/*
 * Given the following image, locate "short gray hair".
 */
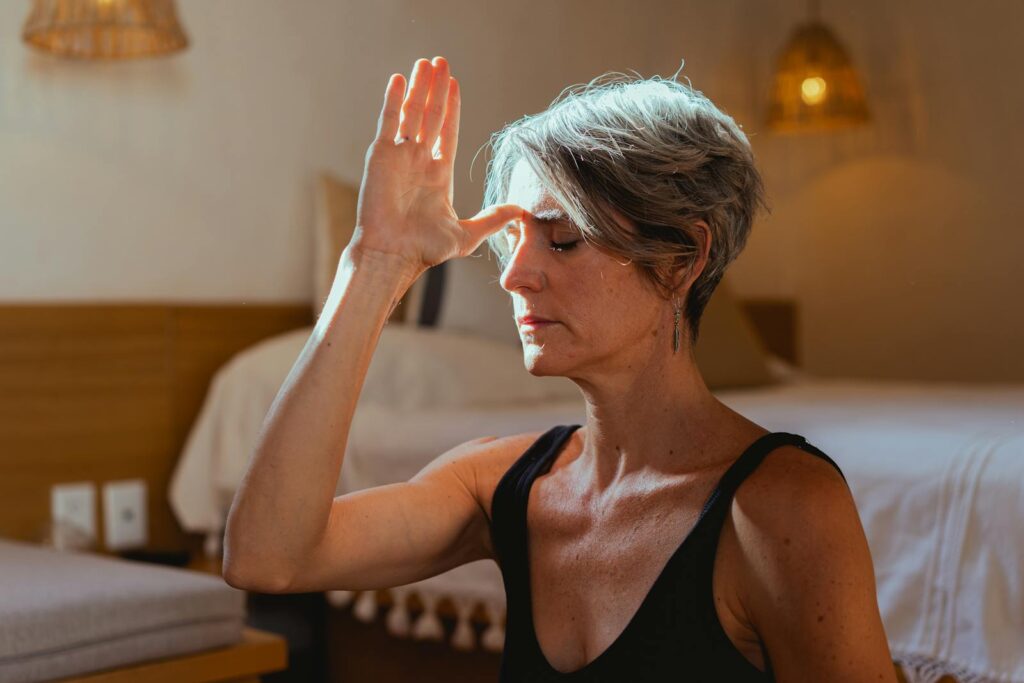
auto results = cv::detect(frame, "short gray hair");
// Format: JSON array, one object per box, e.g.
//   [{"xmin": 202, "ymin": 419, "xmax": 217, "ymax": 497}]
[{"xmin": 479, "ymin": 64, "xmax": 769, "ymax": 346}]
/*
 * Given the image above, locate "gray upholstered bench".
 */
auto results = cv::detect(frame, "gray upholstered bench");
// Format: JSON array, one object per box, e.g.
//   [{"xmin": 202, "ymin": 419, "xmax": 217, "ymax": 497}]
[{"xmin": 0, "ymin": 538, "xmax": 280, "ymax": 683}]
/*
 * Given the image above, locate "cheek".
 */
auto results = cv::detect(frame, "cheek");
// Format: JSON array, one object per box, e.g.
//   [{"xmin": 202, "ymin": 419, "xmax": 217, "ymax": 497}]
[{"xmin": 603, "ymin": 274, "xmax": 664, "ymax": 327}]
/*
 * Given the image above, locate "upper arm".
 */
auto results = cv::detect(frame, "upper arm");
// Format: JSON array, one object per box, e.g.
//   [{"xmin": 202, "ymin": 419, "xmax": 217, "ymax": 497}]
[
  {"xmin": 733, "ymin": 450, "xmax": 898, "ymax": 682},
  {"xmin": 283, "ymin": 434, "xmax": 506, "ymax": 594}
]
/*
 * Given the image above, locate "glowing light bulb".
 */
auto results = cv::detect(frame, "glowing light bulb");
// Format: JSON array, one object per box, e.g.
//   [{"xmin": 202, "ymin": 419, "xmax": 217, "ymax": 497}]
[{"xmin": 800, "ymin": 76, "xmax": 828, "ymax": 105}]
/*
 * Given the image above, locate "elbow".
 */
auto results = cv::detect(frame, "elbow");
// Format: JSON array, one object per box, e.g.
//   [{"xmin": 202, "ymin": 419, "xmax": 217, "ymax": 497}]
[
  {"xmin": 221, "ymin": 527, "xmax": 295, "ymax": 593},
  {"xmin": 222, "ymin": 555, "xmax": 294, "ymax": 594}
]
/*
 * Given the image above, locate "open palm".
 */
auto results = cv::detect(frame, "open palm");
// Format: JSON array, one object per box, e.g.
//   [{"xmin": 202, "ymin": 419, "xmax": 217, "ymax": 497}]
[{"xmin": 351, "ymin": 57, "xmax": 523, "ymax": 275}]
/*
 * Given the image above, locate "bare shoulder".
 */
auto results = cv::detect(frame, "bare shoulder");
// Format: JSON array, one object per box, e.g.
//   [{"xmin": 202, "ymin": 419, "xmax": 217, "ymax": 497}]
[
  {"xmin": 727, "ymin": 446, "xmax": 896, "ymax": 680},
  {"xmin": 414, "ymin": 429, "xmax": 545, "ymax": 563},
  {"xmin": 729, "ymin": 444, "xmax": 856, "ymax": 614},
  {"xmin": 422, "ymin": 429, "xmax": 548, "ymax": 521},
  {"xmin": 736, "ymin": 444, "xmax": 848, "ymax": 505},
  {"xmin": 729, "ymin": 444, "xmax": 857, "ymax": 572}
]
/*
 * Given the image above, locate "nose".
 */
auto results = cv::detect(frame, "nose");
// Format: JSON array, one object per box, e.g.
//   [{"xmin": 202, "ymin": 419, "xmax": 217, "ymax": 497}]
[{"xmin": 498, "ymin": 224, "xmax": 546, "ymax": 294}]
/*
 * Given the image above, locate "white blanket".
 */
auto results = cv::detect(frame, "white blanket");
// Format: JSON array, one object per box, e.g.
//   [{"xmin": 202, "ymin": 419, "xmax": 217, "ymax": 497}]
[{"xmin": 169, "ymin": 327, "xmax": 1024, "ymax": 683}]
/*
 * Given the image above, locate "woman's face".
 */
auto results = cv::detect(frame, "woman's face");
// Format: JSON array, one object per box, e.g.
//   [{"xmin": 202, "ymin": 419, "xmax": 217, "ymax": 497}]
[{"xmin": 499, "ymin": 159, "xmax": 669, "ymax": 380}]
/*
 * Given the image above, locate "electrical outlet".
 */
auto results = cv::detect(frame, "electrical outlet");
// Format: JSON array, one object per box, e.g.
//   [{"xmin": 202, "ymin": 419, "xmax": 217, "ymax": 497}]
[
  {"xmin": 51, "ymin": 482, "xmax": 97, "ymax": 547},
  {"xmin": 102, "ymin": 479, "xmax": 148, "ymax": 551}
]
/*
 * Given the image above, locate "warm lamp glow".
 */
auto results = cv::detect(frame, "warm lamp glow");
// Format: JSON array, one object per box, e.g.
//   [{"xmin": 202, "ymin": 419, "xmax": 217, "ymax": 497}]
[
  {"xmin": 766, "ymin": 20, "xmax": 870, "ymax": 132},
  {"xmin": 22, "ymin": 0, "xmax": 189, "ymax": 60},
  {"xmin": 800, "ymin": 76, "xmax": 827, "ymax": 105}
]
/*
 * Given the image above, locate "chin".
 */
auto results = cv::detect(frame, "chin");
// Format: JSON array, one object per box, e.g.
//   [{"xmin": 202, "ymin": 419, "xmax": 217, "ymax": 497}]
[{"xmin": 521, "ymin": 344, "xmax": 572, "ymax": 377}]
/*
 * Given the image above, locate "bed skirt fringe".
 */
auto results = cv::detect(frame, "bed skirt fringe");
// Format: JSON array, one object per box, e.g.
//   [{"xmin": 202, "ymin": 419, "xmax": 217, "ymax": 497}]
[
  {"xmin": 894, "ymin": 650, "xmax": 1014, "ymax": 683},
  {"xmin": 325, "ymin": 588, "xmax": 506, "ymax": 653}
]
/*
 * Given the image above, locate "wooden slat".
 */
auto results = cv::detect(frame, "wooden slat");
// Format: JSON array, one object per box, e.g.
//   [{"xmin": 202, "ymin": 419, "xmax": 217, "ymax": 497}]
[{"xmin": 0, "ymin": 303, "xmax": 313, "ymax": 554}]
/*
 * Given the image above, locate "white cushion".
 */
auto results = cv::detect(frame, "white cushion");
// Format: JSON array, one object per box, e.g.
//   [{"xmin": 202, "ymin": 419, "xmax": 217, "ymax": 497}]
[
  {"xmin": 362, "ymin": 324, "xmax": 578, "ymax": 410},
  {"xmin": 0, "ymin": 539, "xmax": 245, "ymax": 683}
]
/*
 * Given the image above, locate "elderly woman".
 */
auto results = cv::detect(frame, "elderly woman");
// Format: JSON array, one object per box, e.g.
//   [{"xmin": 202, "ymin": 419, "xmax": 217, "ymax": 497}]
[{"xmin": 224, "ymin": 56, "xmax": 897, "ymax": 681}]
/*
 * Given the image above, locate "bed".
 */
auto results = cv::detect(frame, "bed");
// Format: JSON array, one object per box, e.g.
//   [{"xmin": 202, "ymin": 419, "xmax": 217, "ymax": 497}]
[
  {"xmin": 168, "ymin": 319, "xmax": 1024, "ymax": 683},
  {"xmin": 169, "ymin": 173, "xmax": 1023, "ymax": 683}
]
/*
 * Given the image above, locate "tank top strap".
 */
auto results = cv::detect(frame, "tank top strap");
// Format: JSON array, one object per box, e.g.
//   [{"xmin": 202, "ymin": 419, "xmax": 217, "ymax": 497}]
[
  {"xmin": 708, "ymin": 431, "xmax": 844, "ymax": 511},
  {"xmin": 720, "ymin": 431, "xmax": 842, "ymax": 499},
  {"xmin": 489, "ymin": 424, "xmax": 581, "ymax": 572},
  {"xmin": 692, "ymin": 431, "xmax": 848, "ymax": 546}
]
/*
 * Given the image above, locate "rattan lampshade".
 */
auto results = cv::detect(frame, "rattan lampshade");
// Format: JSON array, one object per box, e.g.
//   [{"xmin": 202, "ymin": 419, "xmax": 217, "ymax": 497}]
[
  {"xmin": 22, "ymin": 0, "xmax": 188, "ymax": 60},
  {"xmin": 766, "ymin": 20, "xmax": 870, "ymax": 133}
]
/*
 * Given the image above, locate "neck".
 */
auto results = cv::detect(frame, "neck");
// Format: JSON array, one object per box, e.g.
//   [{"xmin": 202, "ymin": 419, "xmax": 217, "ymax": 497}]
[{"xmin": 567, "ymin": 344, "xmax": 762, "ymax": 493}]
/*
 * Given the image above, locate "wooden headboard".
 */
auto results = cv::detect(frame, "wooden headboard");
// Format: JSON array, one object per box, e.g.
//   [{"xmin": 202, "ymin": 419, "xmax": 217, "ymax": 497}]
[{"xmin": 0, "ymin": 298, "xmax": 795, "ymax": 555}]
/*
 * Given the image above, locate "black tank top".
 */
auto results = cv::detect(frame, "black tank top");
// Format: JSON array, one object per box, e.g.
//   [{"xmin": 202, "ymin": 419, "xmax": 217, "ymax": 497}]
[{"xmin": 489, "ymin": 425, "xmax": 847, "ymax": 682}]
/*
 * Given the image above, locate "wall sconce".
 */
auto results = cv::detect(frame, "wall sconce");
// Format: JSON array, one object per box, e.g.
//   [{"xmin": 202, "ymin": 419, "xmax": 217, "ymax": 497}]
[{"xmin": 766, "ymin": 0, "xmax": 870, "ymax": 132}]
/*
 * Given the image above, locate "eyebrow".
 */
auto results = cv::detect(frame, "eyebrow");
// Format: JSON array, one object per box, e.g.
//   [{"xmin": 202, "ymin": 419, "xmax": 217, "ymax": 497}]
[
  {"xmin": 532, "ymin": 208, "xmax": 570, "ymax": 224},
  {"xmin": 506, "ymin": 208, "xmax": 570, "ymax": 231}
]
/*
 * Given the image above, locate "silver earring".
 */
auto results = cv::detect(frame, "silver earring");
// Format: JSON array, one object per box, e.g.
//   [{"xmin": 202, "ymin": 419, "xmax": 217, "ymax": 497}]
[{"xmin": 672, "ymin": 298, "xmax": 681, "ymax": 354}]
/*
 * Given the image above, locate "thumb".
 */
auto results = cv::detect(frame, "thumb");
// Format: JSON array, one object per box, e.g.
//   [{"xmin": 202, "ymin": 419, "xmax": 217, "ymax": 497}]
[{"xmin": 458, "ymin": 203, "xmax": 524, "ymax": 250}]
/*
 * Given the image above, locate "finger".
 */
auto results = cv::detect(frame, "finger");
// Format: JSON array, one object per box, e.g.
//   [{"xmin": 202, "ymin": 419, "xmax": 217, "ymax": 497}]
[
  {"xmin": 458, "ymin": 203, "xmax": 525, "ymax": 252},
  {"xmin": 438, "ymin": 76, "xmax": 460, "ymax": 163},
  {"xmin": 419, "ymin": 56, "xmax": 450, "ymax": 148},
  {"xmin": 397, "ymin": 59, "xmax": 433, "ymax": 142},
  {"xmin": 376, "ymin": 73, "xmax": 404, "ymax": 143}
]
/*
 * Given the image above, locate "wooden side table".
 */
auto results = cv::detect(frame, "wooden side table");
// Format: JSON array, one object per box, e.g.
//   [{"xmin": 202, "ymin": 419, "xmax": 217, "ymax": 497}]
[{"xmin": 55, "ymin": 628, "xmax": 287, "ymax": 683}]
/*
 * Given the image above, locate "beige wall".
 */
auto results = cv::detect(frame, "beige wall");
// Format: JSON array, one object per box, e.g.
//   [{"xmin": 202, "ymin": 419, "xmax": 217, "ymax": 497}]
[
  {"xmin": 0, "ymin": 0, "xmax": 684, "ymax": 301},
  {"xmin": 713, "ymin": 0, "xmax": 1023, "ymax": 382},
  {"xmin": 1, "ymin": 0, "xmax": 1020, "ymax": 382}
]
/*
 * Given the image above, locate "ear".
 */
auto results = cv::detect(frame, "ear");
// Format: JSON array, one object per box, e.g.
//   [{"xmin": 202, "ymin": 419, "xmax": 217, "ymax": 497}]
[{"xmin": 668, "ymin": 219, "xmax": 712, "ymax": 298}]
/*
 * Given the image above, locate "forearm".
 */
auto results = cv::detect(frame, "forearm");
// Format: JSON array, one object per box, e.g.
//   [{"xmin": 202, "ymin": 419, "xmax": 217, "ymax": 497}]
[{"xmin": 223, "ymin": 243, "xmax": 421, "ymax": 589}]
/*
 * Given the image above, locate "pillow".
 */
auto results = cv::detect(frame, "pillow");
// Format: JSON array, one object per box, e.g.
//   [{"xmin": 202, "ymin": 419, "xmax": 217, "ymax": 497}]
[
  {"xmin": 312, "ymin": 172, "xmax": 417, "ymax": 323},
  {"xmin": 248, "ymin": 321, "xmax": 577, "ymax": 409},
  {"xmin": 362, "ymin": 324, "xmax": 579, "ymax": 410},
  {"xmin": 407, "ymin": 249, "xmax": 521, "ymax": 347},
  {"xmin": 763, "ymin": 353, "xmax": 805, "ymax": 384},
  {"xmin": 693, "ymin": 278, "xmax": 778, "ymax": 389}
]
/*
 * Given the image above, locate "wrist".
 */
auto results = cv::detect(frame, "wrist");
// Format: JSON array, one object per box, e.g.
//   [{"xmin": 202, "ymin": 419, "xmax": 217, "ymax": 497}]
[{"xmin": 343, "ymin": 241, "xmax": 423, "ymax": 281}]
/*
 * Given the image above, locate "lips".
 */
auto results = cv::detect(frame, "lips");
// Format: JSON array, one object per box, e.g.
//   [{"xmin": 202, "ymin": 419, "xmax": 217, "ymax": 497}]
[{"xmin": 517, "ymin": 315, "xmax": 555, "ymax": 325}]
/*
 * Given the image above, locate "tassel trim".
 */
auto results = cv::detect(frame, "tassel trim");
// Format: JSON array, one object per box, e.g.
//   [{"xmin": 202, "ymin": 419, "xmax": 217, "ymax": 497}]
[
  {"xmin": 326, "ymin": 588, "xmax": 505, "ymax": 653},
  {"xmin": 893, "ymin": 650, "xmax": 1019, "ymax": 683}
]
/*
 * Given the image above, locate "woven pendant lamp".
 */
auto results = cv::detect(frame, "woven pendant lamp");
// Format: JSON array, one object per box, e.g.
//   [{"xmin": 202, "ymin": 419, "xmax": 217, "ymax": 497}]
[
  {"xmin": 22, "ymin": 0, "xmax": 188, "ymax": 60},
  {"xmin": 766, "ymin": 0, "xmax": 870, "ymax": 133}
]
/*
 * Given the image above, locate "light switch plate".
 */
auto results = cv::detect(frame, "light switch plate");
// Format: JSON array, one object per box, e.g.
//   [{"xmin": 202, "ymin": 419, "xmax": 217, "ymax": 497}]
[
  {"xmin": 51, "ymin": 482, "xmax": 97, "ymax": 545},
  {"xmin": 102, "ymin": 479, "xmax": 148, "ymax": 550}
]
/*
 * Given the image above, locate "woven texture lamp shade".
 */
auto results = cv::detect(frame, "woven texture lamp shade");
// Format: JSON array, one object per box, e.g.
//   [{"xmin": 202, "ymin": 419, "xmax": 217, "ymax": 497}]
[
  {"xmin": 22, "ymin": 0, "xmax": 188, "ymax": 60},
  {"xmin": 766, "ymin": 21, "xmax": 870, "ymax": 133}
]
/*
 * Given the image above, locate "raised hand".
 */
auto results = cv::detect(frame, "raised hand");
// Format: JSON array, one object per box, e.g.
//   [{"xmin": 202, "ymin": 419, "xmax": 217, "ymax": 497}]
[{"xmin": 351, "ymin": 56, "xmax": 524, "ymax": 275}]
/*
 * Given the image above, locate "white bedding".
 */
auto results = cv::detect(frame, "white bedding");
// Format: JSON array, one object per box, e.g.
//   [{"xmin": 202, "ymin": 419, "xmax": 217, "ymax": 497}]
[{"xmin": 169, "ymin": 326, "xmax": 1024, "ymax": 683}]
